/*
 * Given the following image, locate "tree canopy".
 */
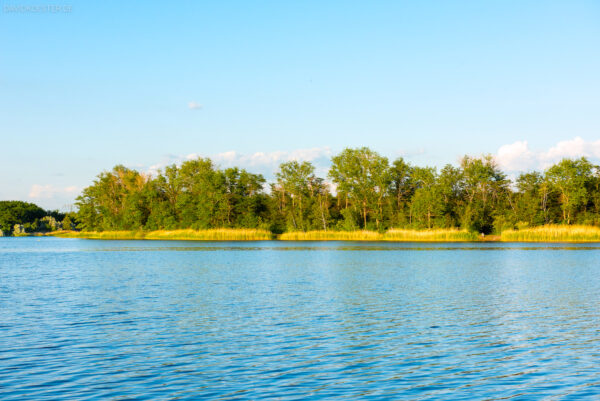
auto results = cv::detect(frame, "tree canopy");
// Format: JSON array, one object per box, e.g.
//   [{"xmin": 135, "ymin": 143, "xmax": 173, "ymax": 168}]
[
  {"xmin": 55, "ymin": 149, "xmax": 600, "ymax": 234},
  {"xmin": 0, "ymin": 201, "xmax": 67, "ymax": 235}
]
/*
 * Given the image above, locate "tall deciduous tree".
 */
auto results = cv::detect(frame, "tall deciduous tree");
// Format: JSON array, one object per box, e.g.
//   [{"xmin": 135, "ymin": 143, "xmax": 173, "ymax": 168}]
[
  {"xmin": 329, "ymin": 147, "xmax": 390, "ymax": 229},
  {"xmin": 460, "ymin": 155, "xmax": 509, "ymax": 234},
  {"xmin": 274, "ymin": 161, "xmax": 316, "ymax": 231},
  {"xmin": 545, "ymin": 158, "xmax": 594, "ymax": 224}
]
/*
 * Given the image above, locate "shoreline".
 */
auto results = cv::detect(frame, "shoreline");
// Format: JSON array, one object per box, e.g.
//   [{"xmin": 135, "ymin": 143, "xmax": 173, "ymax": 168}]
[
  {"xmin": 27, "ymin": 228, "xmax": 600, "ymax": 243},
  {"xmin": 46, "ymin": 228, "xmax": 480, "ymax": 242}
]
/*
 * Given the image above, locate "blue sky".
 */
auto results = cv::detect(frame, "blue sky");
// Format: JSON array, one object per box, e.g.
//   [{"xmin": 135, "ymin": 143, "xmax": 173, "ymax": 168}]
[{"xmin": 1, "ymin": 0, "xmax": 599, "ymax": 210}]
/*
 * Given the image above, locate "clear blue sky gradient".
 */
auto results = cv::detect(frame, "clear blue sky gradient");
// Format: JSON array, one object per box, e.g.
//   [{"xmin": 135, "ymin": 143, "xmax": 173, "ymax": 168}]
[{"xmin": 1, "ymin": 1, "xmax": 599, "ymax": 209}]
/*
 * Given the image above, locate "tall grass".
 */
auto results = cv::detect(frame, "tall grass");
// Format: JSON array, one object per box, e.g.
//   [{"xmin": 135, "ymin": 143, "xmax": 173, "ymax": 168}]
[
  {"xmin": 383, "ymin": 228, "xmax": 478, "ymax": 242},
  {"xmin": 278, "ymin": 230, "xmax": 382, "ymax": 241},
  {"xmin": 50, "ymin": 230, "xmax": 146, "ymax": 239},
  {"xmin": 49, "ymin": 226, "xmax": 600, "ymax": 242},
  {"xmin": 144, "ymin": 229, "xmax": 272, "ymax": 241},
  {"xmin": 279, "ymin": 228, "xmax": 478, "ymax": 242},
  {"xmin": 51, "ymin": 229, "xmax": 273, "ymax": 241},
  {"xmin": 501, "ymin": 225, "xmax": 600, "ymax": 242}
]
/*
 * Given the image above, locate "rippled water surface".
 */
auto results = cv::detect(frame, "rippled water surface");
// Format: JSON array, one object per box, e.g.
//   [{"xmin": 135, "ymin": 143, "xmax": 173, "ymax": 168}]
[{"xmin": 2, "ymin": 238, "xmax": 600, "ymax": 399}]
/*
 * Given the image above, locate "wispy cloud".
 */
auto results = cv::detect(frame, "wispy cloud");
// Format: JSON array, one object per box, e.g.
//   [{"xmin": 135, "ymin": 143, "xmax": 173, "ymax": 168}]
[
  {"xmin": 144, "ymin": 146, "xmax": 435, "ymax": 180},
  {"xmin": 213, "ymin": 147, "xmax": 334, "ymax": 178},
  {"xmin": 28, "ymin": 184, "xmax": 79, "ymax": 200},
  {"xmin": 146, "ymin": 147, "xmax": 334, "ymax": 179},
  {"xmin": 212, "ymin": 147, "xmax": 332, "ymax": 167},
  {"xmin": 188, "ymin": 101, "xmax": 202, "ymax": 110},
  {"xmin": 393, "ymin": 147, "xmax": 426, "ymax": 158},
  {"xmin": 495, "ymin": 137, "xmax": 600, "ymax": 172},
  {"xmin": 146, "ymin": 154, "xmax": 183, "ymax": 175}
]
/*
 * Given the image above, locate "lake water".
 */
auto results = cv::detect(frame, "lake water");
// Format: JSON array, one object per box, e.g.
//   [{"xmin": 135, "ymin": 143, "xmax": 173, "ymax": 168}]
[{"xmin": 1, "ymin": 237, "xmax": 600, "ymax": 399}]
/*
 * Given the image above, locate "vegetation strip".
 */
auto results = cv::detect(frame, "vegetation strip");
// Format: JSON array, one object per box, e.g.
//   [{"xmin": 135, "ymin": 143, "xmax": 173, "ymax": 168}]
[
  {"xmin": 279, "ymin": 229, "xmax": 478, "ymax": 241},
  {"xmin": 501, "ymin": 225, "xmax": 600, "ymax": 242},
  {"xmin": 3, "ymin": 147, "xmax": 600, "ymax": 242},
  {"xmin": 53, "ymin": 229, "xmax": 477, "ymax": 242},
  {"xmin": 51, "ymin": 229, "xmax": 273, "ymax": 241},
  {"xmin": 46, "ymin": 227, "xmax": 600, "ymax": 242}
]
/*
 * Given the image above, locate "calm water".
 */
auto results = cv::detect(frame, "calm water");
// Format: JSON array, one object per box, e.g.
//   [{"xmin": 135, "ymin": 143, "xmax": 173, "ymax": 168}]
[{"xmin": 1, "ymin": 238, "xmax": 600, "ymax": 400}]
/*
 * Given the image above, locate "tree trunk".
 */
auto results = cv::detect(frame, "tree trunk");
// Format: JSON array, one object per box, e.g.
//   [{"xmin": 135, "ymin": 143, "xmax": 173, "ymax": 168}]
[{"xmin": 291, "ymin": 197, "xmax": 297, "ymax": 229}]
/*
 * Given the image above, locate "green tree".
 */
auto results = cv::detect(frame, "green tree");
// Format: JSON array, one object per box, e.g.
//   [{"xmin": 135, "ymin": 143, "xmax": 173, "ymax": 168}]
[
  {"xmin": 62, "ymin": 215, "xmax": 73, "ymax": 230},
  {"xmin": 309, "ymin": 177, "xmax": 333, "ymax": 231},
  {"xmin": 274, "ymin": 161, "xmax": 316, "ymax": 231},
  {"xmin": 75, "ymin": 165, "xmax": 150, "ymax": 230},
  {"xmin": 176, "ymin": 158, "xmax": 223, "ymax": 229},
  {"xmin": 514, "ymin": 172, "xmax": 546, "ymax": 226},
  {"xmin": 221, "ymin": 167, "xmax": 267, "ymax": 228},
  {"xmin": 389, "ymin": 157, "xmax": 414, "ymax": 227},
  {"xmin": 0, "ymin": 201, "xmax": 47, "ymax": 235},
  {"xmin": 329, "ymin": 147, "xmax": 390, "ymax": 230},
  {"xmin": 460, "ymin": 155, "xmax": 510, "ymax": 233},
  {"xmin": 436, "ymin": 164, "xmax": 464, "ymax": 227},
  {"xmin": 409, "ymin": 167, "xmax": 443, "ymax": 228},
  {"xmin": 545, "ymin": 158, "xmax": 594, "ymax": 224}
]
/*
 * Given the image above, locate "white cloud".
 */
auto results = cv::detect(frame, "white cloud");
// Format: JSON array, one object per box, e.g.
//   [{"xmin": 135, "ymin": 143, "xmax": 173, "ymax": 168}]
[
  {"xmin": 143, "ymin": 147, "xmax": 334, "ymax": 180},
  {"xmin": 495, "ymin": 137, "xmax": 600, "ymax": 172},
  {"xmin": 394, "ymin": 148, "xmax": 426, "ymax": 159},
  {"xmin": 28, "ymin": 184, "xmax": 79, "ymax": 200},
  {"xmin": 211, "ymin": 147, "xmax": 334, "ymax": 179},
  {"xmin": 212, "ymin": 147, "xmax": 332, "ymax": 169},
  {"xmin": 145, "ymin": 154, "xmax": 184, "ymax": 176},
  {"xmin": 188, "ymin": 101, "xmax": 202, "ymax": 110},
  {"xmin": 495, "ymin": 141, "xmax": 536, "ymax": 171},
  {"xmin": 542, "ymin": 137, "xmax": 600, "ymax": 161}
]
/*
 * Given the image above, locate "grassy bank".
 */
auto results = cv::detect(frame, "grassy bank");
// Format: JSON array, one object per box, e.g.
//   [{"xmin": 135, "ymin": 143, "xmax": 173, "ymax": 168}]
[
  {"xmin": 501, "ymin": 225, "xmax": 600, "ymax": 242},
  {"xmin": 43, "ymin": 226, "xmax": 600, "ymax": 242},
  {"xmin": 50, "ymin": 228, "xmax": 478, "ymax": 242},
  {"xmin": 279, "ymin": 228, "xmax": 478, "ymax": 242},
  {"xmin": 278, "ymin": 230, "xmax": 382, "ymax": 241},
  {"xmin": 383, "ymin": 228, "xmax": 479, "ymax": 242},
  {"xmin": 51, "ymin": 229, "xmax": 273, "ymax": 241}
]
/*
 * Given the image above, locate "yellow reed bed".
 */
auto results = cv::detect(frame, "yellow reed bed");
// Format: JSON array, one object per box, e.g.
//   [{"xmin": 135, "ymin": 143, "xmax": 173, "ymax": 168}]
[
  {"xmin": 278, "ymin": 230, "xmax": 382, "ymax": 241},
  {"xmin": 501, "ymin": 225, "xmax": 600, "ymax": 242},
  {"xmin": 50, "ymin": 230, "xmax": 146, "ymax": 239},
  {"xmin": 383, "ymin": 228, "xmax": 478, "ymax": 242},
  {"xmin": 51, "ymin": 229, "xmax": 273, "ymax": 241},
  {"xmin": 279, "ymin": 228, "xmax": 478, "ymax": 242},
  {"xmin": 144, "ymin": 229, "xmax": 272, "ymax": 241}
]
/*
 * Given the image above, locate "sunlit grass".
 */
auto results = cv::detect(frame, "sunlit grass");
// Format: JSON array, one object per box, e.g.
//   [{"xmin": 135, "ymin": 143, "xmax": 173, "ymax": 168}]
[
  {"xmin": 279, "ymin": 228, "xmax": 478, "ymax": 242},
  {"xmin": 501, "ymin": 225, "xmax": 600, "ymax": 242},
  {"xmin": 51, "ymin": 230, "xmax": 147, "ymax": 240},
  {"xmin": 278, "ymin": 230, "xmax": 382, "ymax": 241},
  {"xmin": 144, "ymin": 229, "xmax": 273, "ymax": 241},
  {"xmin": 47, "ymin": 226, "xmax": 600, "ymax": 242},
  {"xmin": 51, "ymin": 229, "xmax": 273, "ymax": 241},
  {"xmin": 383, "ymin": 228, "xmax": 478, "ymax": 242}
]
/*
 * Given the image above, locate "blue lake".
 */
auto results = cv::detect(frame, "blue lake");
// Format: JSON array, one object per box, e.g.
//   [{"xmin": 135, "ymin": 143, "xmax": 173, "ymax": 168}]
[{"xmin": 1, "ymin": 237, "xmax": 600, "ymax": 399}]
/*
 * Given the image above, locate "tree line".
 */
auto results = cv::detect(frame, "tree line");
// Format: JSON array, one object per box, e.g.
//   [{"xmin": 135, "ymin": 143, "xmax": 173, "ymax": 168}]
[
  {"xmin": 0, "ymin": 201, "xmax": 73, "ymax": 235},
  {"xmin": 72, "ymin": 147, "xmax": 600, "ymax": 235}
]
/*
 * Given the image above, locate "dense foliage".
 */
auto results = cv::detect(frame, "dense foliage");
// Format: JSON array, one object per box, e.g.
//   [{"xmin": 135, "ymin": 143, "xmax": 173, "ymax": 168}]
[
  {"xmin": 0, "ymin": 201, "xmax": 72, "ymax": 235},
  {"xmin": 74, "ymin": 148, "xmax": 600, "ymax": 234}
]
